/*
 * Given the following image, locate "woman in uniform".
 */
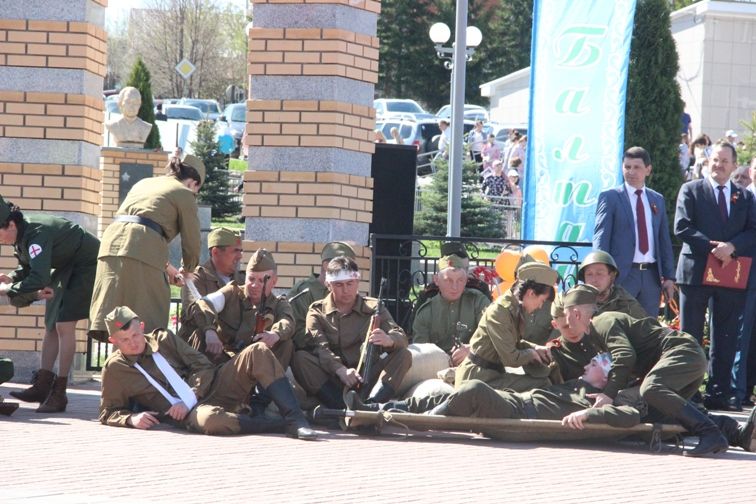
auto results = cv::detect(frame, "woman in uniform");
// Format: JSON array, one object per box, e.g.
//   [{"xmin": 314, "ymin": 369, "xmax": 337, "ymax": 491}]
[
  {"xmin": 88, "ymin": 153, "xmax": 205, "ymax": 342},
  {"xmin": 0, "ymin": 196, "xmax": 100, "ymax": 412}
]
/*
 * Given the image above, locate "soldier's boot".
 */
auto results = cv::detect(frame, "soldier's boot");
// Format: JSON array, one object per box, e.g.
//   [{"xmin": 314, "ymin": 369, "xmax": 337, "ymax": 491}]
[
  {"xmin": 315, "ymin": 380, "xmax": 345, "ymax": 409},
  {"xmin": 367, "ymin": 382, "xmax": 396, "ymax": 404},
  {"xmin": 345, "ymin": 389, "xmax": 408, "ymax": 413},
  {"xmin": 0, "ymin": 396, "xmax": 19, "ymax": 416},
  {"xmin": 248, "ymin": 385, "xmax": 272, "ymax": 417},
  {"xmin": 266, "ymin": 377, "xmax": 317, "ymax": 441},
  {"xmin": 710, "ymin": 408, "xmax": 756, "ymax": 451},
  {"xmin": 36, "ymin": 376, "xmax": 68, "ymax": 413},
  {"xmin": 10, "ymin": 369, "xmax": 55, "ymax": 403},
  {"xmin": 677, "ymin": 402, "xmax": 729, "ymax": 457},
  {"xmin": 238, "ymin": 414, "xmax": 287, "ymax": 434}
]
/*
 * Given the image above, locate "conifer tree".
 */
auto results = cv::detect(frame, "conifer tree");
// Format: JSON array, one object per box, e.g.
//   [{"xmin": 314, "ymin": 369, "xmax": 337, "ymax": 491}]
[
  {"xmin": 125, "ymin": 56, "xmax": 161, "ymax": 149},
  {"xmin": 191, "ymin": 120, "xmax": 240, "ymax": 218}
]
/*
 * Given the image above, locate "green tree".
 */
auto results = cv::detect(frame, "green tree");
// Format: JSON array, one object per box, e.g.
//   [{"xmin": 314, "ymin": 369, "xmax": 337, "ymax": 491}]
[
  {"xmin": 624, "ymin": 0, "xmax": 683, "ymax": 226},
  {"xmin": 125, "ymin": 56, "xmax": 161, "ymax": 149},
  {"xmin": 738, "ymin": 112, "xmax": 756, "ymax": 165},
  {"xmin": 191, "ymin": 120, "xmax": 241, "ymax": 218},
  {"xmin": 414, "ymin": 159, "xmax": 501, "ymax": 238}
]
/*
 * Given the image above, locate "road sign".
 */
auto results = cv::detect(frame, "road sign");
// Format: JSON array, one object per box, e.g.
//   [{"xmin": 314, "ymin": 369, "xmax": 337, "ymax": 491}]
[{"xmin": 175, "ymin": 58, "xmax": 196, "ymax": 79}]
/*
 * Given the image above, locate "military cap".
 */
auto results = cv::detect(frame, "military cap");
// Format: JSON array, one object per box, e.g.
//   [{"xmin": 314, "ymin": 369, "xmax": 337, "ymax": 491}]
[
  {"xmin": 181, "ymin": 153, "xmax": 206, "ymax": 186},
  {"xmin": 438, "ymin": 254, "xmax": 468, "ymax": 271},
  {"xmin": 515, "ymin": 253, "xmax": 537, "ymax": 273},
  {"xmin": 208, "ymin": 227, "xmax": 241, "ymax": 249},
  {"xmin": 247, "ymin": 248, "xmax": 276, "ymax": 272},
  {"xmin": 105, "ymin": 306, "xmax": 139, "ymax": 336},
  {"xmin": 320, "ymin": 241, "xmax": 356, "ymax": 261},
  {"xmin": 550, "ymin": 293, "xmax": 565, "ymax": 319},
  {"xmin": 0, "ymin": 195, "xmax": 10, "ymax": 223},
  {"xmin": 516, "ymin": 262, "xmax": 558, "ymax": 286},
  {"xmin": 440, "ymin": 241, "xmax": 469, "ymax": 259},
  {"xmin": 562, "ymin": 284, "xmax": 599, "ymax": 308}
]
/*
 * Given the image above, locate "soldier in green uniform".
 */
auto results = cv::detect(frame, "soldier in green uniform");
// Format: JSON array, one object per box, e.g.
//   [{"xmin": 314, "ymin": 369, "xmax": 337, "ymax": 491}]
[
  {"xmin": 412, "ymin": 253, "xmax": 491, "ymax": 365},
  {"xmin": 0, "ymin": 196, "xmax": 99, "ymax": 413},
  {"xmin": 88, "ymin": 154, "xmax": 205, "ymax": 342},
  {"xmin": 100, "ymin": 306, "xmax": 315, "ymax": 440},
  {"xmin": 578, "ymin": 251, "xmax": 647, "ymax": 318},
  {"xmin": 552, "ymin": 284, "xmax": 728, "ymax": 456},
  {"xmin": 454, "ymin": 262, "xmax": 557, "ymax": 391},
  {"xmin": 291, "ymin": 256, "xmax": 412, "ymax": 408},
  {"xmin": 180, "ymin": 249, "xmax": 294, "ymax": 369},
  {"xmin": 287, "ymin": 242, "xmax": 356, "ymax": 350},
  {"xmin": 516, "ymin": 254, "xmax": 559, "ymax": 345},
  {"xmin": 181, "ymin": 227, "xmax": 243, "ymax": 310}
]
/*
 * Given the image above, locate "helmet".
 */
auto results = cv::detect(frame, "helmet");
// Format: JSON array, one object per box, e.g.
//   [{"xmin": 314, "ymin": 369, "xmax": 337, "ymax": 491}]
[{"xmin": 577, "ymin": 251, "xmax": 618, "ymax": 282}]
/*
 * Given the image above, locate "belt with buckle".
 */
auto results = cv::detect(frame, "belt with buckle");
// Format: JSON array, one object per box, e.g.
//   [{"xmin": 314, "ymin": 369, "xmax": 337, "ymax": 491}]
[
  {"xmin": 114, "ymin": 214, "xmax": 167, "ymax": 239},
  {"xmin": 632, "ymin": 262, "xmax": 656, "ymax": 271},
  {"xmin": 468, "ymin": 351, "xmax": 504, "ymax": 373}
]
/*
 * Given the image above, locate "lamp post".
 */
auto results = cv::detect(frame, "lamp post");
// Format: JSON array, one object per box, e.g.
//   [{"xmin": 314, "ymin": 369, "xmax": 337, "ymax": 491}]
[{"xmin": 429, "ymin": 8, "xmax": 482, "ymax": 237}]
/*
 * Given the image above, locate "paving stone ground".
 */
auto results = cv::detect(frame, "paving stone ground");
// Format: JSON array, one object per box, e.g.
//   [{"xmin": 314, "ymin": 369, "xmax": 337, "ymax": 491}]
[{"xmin": 1, "ymin": 380, "xmax": 755, "ymax": 504}]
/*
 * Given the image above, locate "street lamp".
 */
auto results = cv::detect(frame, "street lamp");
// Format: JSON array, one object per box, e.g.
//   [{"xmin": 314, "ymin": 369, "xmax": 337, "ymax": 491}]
[{"xmin": 428, "ymin": 8, "xmax": 482, "ymax": 237}]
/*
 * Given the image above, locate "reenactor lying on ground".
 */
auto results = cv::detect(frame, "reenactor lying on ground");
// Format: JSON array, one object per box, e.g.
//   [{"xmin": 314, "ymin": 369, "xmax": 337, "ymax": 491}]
[
  {"xmin": 291, "ymin": 256, "xmax": 412, "ymax": 409},
  {"xmin": 99, "ymin": 306, "xmax": 315, "ymax": 440}
]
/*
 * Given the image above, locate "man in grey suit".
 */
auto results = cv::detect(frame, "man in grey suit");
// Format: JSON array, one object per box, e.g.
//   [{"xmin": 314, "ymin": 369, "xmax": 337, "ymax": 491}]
[{"xmin": 593, "ymin": 146, "xmax": 676, "ymax": 317}]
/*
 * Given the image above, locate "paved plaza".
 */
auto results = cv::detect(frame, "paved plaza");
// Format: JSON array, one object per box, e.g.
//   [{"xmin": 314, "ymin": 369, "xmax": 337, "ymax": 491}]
[{"xmin": 1, "ymin": 380, "xmax": 755, "ymax": 504}]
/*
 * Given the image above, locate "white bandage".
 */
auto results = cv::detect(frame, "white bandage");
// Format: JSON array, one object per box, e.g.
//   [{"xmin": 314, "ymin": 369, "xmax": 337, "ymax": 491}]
[
  {"xmin": 325, "ymin": 270, "xmax": 361, "ymax": 283},
  {"xmin": 203, "ymin": 290, "xmax": 226, "ymax": 313}
]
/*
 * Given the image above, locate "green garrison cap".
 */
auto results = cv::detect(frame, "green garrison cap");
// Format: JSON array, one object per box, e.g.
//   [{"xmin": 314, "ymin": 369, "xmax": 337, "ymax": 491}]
[
  {"xmin": 440, "ymin": 241, "xmax": 469, "ymax": 259},
  {"xmin": 105, "ymin": 306, "xmax": 139, "ymax": 336},
  {"xmin": 516, "ymin": 262, "xmax": 558, "ymax": 286},
  {"xmin": 208, "ymin": 227, "xmax": 241, "ymax": 248},
  {"xmin": 550, "ymin": 293, "xmax": 565, "ymax": 319},
  {"xmin": 0, "ymin": 195, "xmax": 11, "ymax": 223},
  {"xmin": 181, "ymin": 153, "xmax": 206, "ymax": 186},
  {"xmin": 438, "ymin": 254, "xmax": 468, "ymax": 271},
  {"xmin": 247, "ymin": 248, "xmax": 276, "ymax": 272},
  {"xmin": 562, "ymin": 284, "xmax": 599, "ymax": 308},
  {"xmin": 320, "ymin": 241, "xmax": 357, "ymax": 261}
]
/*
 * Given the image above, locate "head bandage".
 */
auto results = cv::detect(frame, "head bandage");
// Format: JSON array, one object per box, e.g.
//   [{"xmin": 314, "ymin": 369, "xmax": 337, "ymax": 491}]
[
  {"xmin": 326, "ymin": 270, "xmax": 361, "ymax": 283},
  {"xmin": 591, "ymin": 352, "xmax": 613, "ymax": 376}
]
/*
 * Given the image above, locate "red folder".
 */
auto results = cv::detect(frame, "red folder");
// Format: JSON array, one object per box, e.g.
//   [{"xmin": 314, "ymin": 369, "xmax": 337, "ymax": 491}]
[{"xmin": 702, "ymin": 254, "xmax": 752, "ymax": 290}]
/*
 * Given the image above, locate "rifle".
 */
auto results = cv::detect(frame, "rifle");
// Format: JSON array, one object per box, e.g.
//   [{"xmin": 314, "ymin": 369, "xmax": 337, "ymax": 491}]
[
  {"xmin": 253, "ymin": 274, "xmax": 272, "ymax": 336},
  {"xmin": 451, "ymin": 321, "xmax": 468, "ymax": 354},
  {"xmin": 356, "ymin": 277, "xmax": 387, "ymax": 401}
]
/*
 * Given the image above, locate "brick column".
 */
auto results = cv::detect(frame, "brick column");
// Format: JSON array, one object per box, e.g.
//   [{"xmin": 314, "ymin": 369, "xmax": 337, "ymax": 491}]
[
  {"xmin": 0, "ymin": 0, "xmax": 107, "ymax": 375},
  {"xmin": 246, "ymin": 0, "xmax": 380, "ymax": 291}
]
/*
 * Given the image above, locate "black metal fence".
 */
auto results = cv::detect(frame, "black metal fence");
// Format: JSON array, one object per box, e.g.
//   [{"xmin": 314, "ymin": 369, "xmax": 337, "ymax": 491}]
[{"xmin": 370, "ymin": 234, "xmax": 593, "ymax": 332}]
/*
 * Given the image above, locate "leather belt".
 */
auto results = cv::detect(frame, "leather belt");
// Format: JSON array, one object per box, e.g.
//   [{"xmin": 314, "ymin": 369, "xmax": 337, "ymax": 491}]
[
  {"xmin": 468, "ymin": 351, "xmax": 504, "ymax": 373},
  {"xmin": 114, "ymin": 215, "xmax": 167, "ymax": 239},
  {"xmin": 632, "ymin": 262, "xmax": 656, "ymax": 271}
]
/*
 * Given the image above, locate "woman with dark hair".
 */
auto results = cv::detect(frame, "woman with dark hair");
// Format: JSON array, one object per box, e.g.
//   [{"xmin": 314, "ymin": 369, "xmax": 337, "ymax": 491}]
[
  {"xmin": 88, "ymin": 153, "xmax": 206, "ymax": 342},
  {"xmin": 454, "ymin": 262, "xmax": 558, "ymax": 392},
  {"xmin": 0, "ymin": 196, "xmax": 99, "ymax": 412}
]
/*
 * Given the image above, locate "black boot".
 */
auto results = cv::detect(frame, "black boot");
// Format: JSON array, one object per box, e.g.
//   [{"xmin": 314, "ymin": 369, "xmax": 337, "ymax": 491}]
[
  {"xmin": 718, "ymin": 407, "xmax": 756, "ymax": 452},
  {"xmin": 266, "ymin": 378, "xmax": 317, "ymax": 441},
  {"xmin": 0, "ymin": 396, "xmax": 19, "ymax": 416},
  {"xmin": 368, "ymin": 382, "xmax": 396, "ymax": 404},
  {"xmin": 345, "ymin": 390, "xmax": 408, "ymax": 412},
  {"xmin": 316, "ymin": 380, "xmax": 345, "ymax": 409},
  {"xmin": 677, "ymin": 402, "xmax": 729, "ymax": 457},
  {"xmin": 249, "ymin": 385, "xmax": 272, "ymax": 417},
  {"xmin": 238, "ymin": 414, "xmax": 287, "ymax": 434},
  {"xmin": 10, "ymin": 369, "xmax": 55, "ymax": 403}
]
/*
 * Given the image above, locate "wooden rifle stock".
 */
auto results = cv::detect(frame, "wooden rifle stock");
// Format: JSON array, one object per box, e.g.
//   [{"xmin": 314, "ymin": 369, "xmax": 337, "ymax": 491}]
[
  {"xmin": 356, "ymin": 278, "xmax": 387, "ymax": 400},
  {"xmin": 254, "ymin": 274, "xmax": 271, "ymax": 335}
]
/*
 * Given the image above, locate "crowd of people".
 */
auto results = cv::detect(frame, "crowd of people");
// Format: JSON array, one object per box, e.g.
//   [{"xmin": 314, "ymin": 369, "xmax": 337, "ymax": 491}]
[{"xmin": 1, "ymin": 138, "xmax": 755, "ymax": 457}]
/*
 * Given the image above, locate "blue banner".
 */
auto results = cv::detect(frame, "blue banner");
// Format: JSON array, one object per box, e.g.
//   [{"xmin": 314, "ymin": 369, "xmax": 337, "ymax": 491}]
[{"xmin": 523, "ymin": 0, "xmax": 637, "ymax": 252}]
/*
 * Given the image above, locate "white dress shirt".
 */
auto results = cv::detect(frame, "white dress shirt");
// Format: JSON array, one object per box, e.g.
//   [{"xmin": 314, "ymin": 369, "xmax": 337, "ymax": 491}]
[{"xmin": 625, "ymin": 182, "xmax": 655, "ymax": 264}]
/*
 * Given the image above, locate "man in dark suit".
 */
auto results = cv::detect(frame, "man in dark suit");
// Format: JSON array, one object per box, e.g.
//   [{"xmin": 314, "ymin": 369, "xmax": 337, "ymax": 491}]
[
  {"xmin": 593, "ymin": 146, "xmax": 676, "ymax": 317},
  {"xmin": 674, "ymin": 141, "xmax": 756, "ymax": 410}
]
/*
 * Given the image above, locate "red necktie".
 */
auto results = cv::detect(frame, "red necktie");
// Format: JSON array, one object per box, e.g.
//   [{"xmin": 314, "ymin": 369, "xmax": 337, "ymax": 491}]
[
  {"xmin": 717, "ymin": 185, "xmax": 728, "ymax": 221},
  {"xmin": 635, "ymin": 189, "xmax": 649, "ymax": 254}
]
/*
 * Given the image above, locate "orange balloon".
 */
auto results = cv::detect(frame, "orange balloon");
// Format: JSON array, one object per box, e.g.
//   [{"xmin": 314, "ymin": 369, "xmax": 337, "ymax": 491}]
[
  {"xmin": 522, "ymin": 245, "xmax": 550, "ymax": 265},
  {"xmin": 491, "ymin": 279, "xmax": 513, "ymax": 300},
  {"xmin": 494, "ymin": 250, "xmax": 521, "ymax": 282}
]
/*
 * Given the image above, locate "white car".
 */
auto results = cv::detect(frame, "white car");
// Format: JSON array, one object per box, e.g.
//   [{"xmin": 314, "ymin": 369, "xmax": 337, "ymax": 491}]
[{"xmin": 374, "ymin": 98, "xmax": 434, "ymax": 121}]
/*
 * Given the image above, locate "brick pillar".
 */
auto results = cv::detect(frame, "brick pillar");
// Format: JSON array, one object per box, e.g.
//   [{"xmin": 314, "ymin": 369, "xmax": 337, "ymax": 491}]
[
  {"xmin": 0, "ymin": 1, "xmax": 107, "ymax": 376},
  {"xmin": 245, "ymin": 0, "xmax": 380, "ymax": 291}
]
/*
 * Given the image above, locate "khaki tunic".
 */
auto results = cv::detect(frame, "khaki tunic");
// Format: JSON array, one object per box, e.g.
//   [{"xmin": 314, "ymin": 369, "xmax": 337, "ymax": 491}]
[
  {"xmin": 291, "ymin": 294, "xmax": 411, "ymax": 394},
  {"xmin": 99, "ymin": 329, "xmax": 284, "ymax": 435},
  {"xmin": 181, "ymin": 257, "xmax": 243, "ymax": 311},
  {"xmin": 287, "ymin": 273, "xmax": 328, "ymax": 350},
  {"xmin": 597, "ymin": 284, "xmax": 648, "ymax": 318},
  {"xmin": 550, "ymin": 313, "xmax": 706, "ymax": 417},
  {"xmin": 89, "ymin": 176, "xmax": 201, "ymax": 333},
  {"xmin": 523, "ymin": 302, "xmax": 559, "ymax": 345},
  {"xmin": 412, "ymin": 288, "xmax": 491, "ymax": 353},
  {"xmin": 455, "ymin": 291, "xmax": 551, "ymax": 391},
  {"xmin": 180, "ymin": 283, "xmax": 294, "ymax": 368}
]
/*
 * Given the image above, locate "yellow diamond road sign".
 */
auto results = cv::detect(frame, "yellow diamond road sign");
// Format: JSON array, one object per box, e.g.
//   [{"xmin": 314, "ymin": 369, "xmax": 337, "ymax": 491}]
[{"xmin": 175, "ymin": 58, "xmax": 196, "ymax": 79}]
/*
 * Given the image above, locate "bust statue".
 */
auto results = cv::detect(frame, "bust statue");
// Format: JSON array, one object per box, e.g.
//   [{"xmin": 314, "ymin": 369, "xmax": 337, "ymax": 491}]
[{"xmin": 105, "ymin": 86, "xmax": 153, "ymax": 148}]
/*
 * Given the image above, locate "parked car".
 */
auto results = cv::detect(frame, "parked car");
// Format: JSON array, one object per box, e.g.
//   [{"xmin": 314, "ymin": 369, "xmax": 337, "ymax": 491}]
[
  {"xmin": 374, "ymin": 98, "xmax": 434, "ymax": 121},
  {"xmin": 219, "ymin": 102, "xmax": 246, "ymax": 156},
  {"xmin": 489, "ymin": 123, "xmax": 528, "ymax": 150},
  {"xmin": 164, "ymin": 104, "xmax": 204, "ymax": 121},
  {"xmin": 179, "ymin": 98, "xmax": 222, "ymax": 121},
  {"xmin": 436, "ymin": 104, "xmax": 489, "ymax": 122},
  {"xmin": 376, "ymin": 118, "xmax": 477, "ymax": 154}
]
